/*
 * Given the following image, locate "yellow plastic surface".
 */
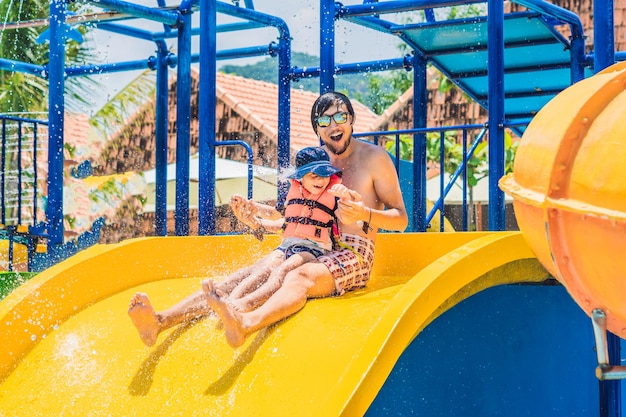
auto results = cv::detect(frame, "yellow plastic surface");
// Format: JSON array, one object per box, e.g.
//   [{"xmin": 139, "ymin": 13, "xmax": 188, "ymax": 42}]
[
  {"xmin": 0, "ymin": 232, "xmax": 548, "ymax": 416},
  {"xmin": 500, "ymin": 61, "xmax": 626, "ymax": 338}
]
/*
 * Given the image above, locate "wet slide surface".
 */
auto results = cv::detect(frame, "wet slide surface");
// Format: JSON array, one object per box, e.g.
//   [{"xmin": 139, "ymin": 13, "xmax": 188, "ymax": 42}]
[{"xmin": 0, "ymin": 232, "xmax": 548, "ymax": 416}]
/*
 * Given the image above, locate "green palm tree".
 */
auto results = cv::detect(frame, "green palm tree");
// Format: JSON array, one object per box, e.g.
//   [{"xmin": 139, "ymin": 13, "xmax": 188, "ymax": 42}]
[
  {"xmin": 89, "ymin": 69, "xmax": 157, "ymax": 139},
  {"xmin": 0, "ymin": 0, "xmax": 100, "ymax": 115}
]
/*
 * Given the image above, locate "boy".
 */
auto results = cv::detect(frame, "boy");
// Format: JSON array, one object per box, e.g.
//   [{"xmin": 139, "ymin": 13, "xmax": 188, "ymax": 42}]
[{"xmin": 225, "ymin": 146, "xmax": 353, "ymax": 311}]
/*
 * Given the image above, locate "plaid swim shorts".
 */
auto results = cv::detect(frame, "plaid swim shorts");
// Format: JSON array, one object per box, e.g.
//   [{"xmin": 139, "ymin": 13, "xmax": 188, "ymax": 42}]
[{"xmin": 318, "ymin": 234, "xmax": 376, "ymax": 295}]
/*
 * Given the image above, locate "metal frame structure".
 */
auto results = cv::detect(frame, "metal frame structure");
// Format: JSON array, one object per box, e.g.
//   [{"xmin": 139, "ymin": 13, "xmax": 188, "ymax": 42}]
[{"xmin": 0, "ymin": 0, "xmax": 619, "ymax": 260}]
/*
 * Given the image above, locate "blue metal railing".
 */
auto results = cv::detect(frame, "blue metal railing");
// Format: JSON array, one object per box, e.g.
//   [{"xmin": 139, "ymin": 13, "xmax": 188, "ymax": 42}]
[
  {"xmin": 356, "ymin": 119, "xmax": 529, "ymax": 232},
  {"xmin": 215, "ymin": 140, "xmax": 255, "ymax": 202},
  {"xmin": 0, "ymin": 116, "xmax": 48, "ymax": 227},
  {"xmin": 0, "ymin": 115, "xmax": 49, "ymax": 271}
]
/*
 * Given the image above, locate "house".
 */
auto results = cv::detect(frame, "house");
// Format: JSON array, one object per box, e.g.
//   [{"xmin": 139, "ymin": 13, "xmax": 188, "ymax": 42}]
[
  {"xmin": 90, "ymin": 71, "xmax": 379, "ymax": 240},
  {"xmin": 92, "ymin": 70, "xmax": 379, "ymax": 175}
]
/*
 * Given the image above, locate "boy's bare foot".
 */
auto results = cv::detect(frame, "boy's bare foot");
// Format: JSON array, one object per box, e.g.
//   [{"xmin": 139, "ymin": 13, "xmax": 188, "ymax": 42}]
[
  {"xmin": 202, "ymin": 280, "xmax": 247, "ymax": 348},
  {"xmin": 227, "ymin": 298, "xmax": 250, "ymax": 313},
  {"xmin": 128, "ymin": 293, "xmax": 161, "ymax": 346}
]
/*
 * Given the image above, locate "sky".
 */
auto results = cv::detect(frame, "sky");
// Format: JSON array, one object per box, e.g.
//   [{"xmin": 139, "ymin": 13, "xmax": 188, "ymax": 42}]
[{"xmin": 87, "ymin": 0, "xmax": 404, "ymax": 111}]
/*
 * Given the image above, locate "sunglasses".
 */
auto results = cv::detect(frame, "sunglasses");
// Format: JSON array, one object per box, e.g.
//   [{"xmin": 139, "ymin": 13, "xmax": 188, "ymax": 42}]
[{"xmin": 316, "ymin": 111, "xmax": 349, "ymax": 128}]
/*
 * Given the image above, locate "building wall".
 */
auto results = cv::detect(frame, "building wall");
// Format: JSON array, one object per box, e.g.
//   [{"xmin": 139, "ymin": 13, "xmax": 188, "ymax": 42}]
[{"xmin": 93, "ymin": 76, "xmax": 278, "ymax": 176}]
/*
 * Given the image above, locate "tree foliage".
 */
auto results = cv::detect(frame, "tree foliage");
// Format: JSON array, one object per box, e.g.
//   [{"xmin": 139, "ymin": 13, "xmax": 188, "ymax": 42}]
[
  {"xmin": 0, "ymin": 0, "xmax": 100, "ymax": 115},
  {"xmin": 89, "ymin": 70, "xmax": 157, "ymax": 139}
]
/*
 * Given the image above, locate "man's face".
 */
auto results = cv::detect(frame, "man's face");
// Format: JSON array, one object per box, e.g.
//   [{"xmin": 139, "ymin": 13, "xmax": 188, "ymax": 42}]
[{"xmin": 315, "ymin": 104, "xmax": 353, "ymax": 156}]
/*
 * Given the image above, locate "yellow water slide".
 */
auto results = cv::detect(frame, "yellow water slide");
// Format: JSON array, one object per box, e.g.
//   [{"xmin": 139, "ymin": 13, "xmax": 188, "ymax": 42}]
[{"xmin": 0, "ymin": 232, "xmax": 548, "ymax": 416}]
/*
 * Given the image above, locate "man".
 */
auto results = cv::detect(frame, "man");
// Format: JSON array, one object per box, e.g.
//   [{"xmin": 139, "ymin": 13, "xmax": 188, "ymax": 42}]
[{"xmin": 203, "ymin": 91, "xmax": 408, "ymax": 347}]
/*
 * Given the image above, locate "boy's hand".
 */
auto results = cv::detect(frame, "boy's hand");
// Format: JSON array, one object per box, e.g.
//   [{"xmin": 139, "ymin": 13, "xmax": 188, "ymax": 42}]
[
  {"xmin": 328, "ymin": 184, "xmax": 366, "ymax": 225},
  {"xmin": 230, "ymin": 194, "xmax": 260, "ymax": 229},
  {"xmin": 328, "ymin": 184, "xmax": 362, "ymax": 202}
]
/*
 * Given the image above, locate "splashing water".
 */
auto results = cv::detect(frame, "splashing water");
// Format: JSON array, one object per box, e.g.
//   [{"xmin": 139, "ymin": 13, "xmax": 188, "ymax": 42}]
[
  {"xmin": 0, "ymin": 0, "xmax": 25, "ymax": 48},
  {"xmin": 53, "ymin": 332, "xmax": 104, "ymax": 387},
  {"xmin": 0, "ymin": 0, "xmax": 15, "ymax": 45}
]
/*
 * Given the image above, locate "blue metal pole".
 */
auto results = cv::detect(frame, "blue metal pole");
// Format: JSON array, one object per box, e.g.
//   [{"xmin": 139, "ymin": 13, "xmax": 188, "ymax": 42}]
[
  {"xmin": 33, "ymin": 124, "xmax": 39, "ymax": 224},
  {"xmin": 90, "ymin": 23, "xmax": 155, "ymax": 41},
  {"xmin": 292, "ymin": 57, "xmax": 410, "ymax": 79},
  {"xmin": 413, "ymin": 53, "xmax": 427, "ymax": 233},
  {"xmin": 339, "ymin": 0, "xmax": 483, "ymax": 17},
  {"xmin": 320, "ymin": 0, "xmax": 335, "ymax": 93},
  {"xmin": 47, "ymin": 0, "xmax": 67, "ymax": 255},
  {"xmin": 174, "ymin": 8, "xmax": 192, "ymax": 236},
  {"xmin": 0, "ymin": 59, "xmax": 45, "ymax": 76},
  {"xmin": 1, "ymin": 120, "xmax": 5, "ymax": 224},
  {"xmin": 17, "ymin": 123, "xmax": 23, "ymax": 223},
  {"xmin": 487, "ymin": 0, "xmax": 506, "ymax": 231},
  {"xmin": 154, "ymin": 42, "xmax": 169, "ymax": 236},
  {"xmin": 276, "ymin": 17, "xmax": 292, "ymax": 211},
  {"xmin": 216, "ymin": 2, "xmax": 289, "ymax": 31},
  {"xmin": 65, "ymin": 59, "xmax": 152, "ymax": 76},
  {"xmin": 594, "ymin": 4, "xmax": 620, "ymax": 417},
  {"xmin": 66, "ymin": 43, "xmax": 278, "ymax": 80},
  {"xmin": 594, "ymin": 0, "xmax": 615, "ymax": 72},
  {"xmin": 87, "ymin": 0, "xmax": 180, "ymax": 26},
  {"xmin": 198, "ymin": 0, "xmax": 217, "ymax": 236}
]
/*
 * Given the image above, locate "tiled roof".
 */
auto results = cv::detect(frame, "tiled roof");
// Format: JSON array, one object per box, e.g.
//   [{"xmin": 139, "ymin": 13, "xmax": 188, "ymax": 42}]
[
  {"xmin": 372, "ymin": 86, "xmax": 414, "ymax": 131},
  {"xmin": 210, "ymin": 70, "xmax": 379, "ymax": 151}
]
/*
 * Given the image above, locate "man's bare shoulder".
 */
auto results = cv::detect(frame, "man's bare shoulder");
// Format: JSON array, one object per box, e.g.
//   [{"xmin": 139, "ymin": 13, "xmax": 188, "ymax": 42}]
[{"xmin": 355, "ymin": 139, "xmax": 393, "ymax": 162}]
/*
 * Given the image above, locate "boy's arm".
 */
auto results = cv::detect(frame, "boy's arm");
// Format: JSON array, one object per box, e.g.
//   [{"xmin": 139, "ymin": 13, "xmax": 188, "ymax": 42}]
[{"xmin": 230, "ymin": 194, "xmax": 285, "ymax": 240}]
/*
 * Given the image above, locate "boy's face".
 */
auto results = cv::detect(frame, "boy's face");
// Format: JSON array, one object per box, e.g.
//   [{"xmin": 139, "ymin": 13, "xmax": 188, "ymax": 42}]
[{"xmin": 300, "ymin": 173, "xmax": 331, "ymax": 195}]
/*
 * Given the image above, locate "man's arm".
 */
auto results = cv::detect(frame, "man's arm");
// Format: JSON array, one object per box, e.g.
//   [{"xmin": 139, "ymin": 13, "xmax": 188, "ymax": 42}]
[{"xmin": 369, "ymin": 148, "xmax": 408, "ymax": 232}]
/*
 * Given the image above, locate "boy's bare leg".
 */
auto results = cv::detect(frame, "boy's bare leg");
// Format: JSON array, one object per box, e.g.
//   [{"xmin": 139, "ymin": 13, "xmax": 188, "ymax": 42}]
[
  {"xmin": 203, "ymin": 280, "xmax": 247, "ymax": 348},
  {"xmin": 128, "ymin": 252, "xmax": 286, "ymax": 346},
  {"xmin": 128, "ymin": 293, "xmax": 161, "ymax": 346},
  {"xmin": 229, "ymin": 252, "xmax": 315, "ymax": 312},
  {"xmin": 128, "ymin": 290, "xmax": 211, "ymax": 346},
  {"xmin": 213, "ymin": 264, "xmax": 257, "ymax": 296},
  {"xmin": 205, "ymin": 261, "xmax": 336, "ymax": 348},
  {"xmin": 227, "ymin": 250, "xmax": 285, "ymax": 301},
  {"xmin": 126, "ymin": 258, "xmax": 265, "ymax": 340}
]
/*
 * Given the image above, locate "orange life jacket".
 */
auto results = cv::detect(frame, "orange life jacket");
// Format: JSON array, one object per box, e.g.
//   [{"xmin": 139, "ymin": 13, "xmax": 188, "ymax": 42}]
[{"xmin": 282, "ymin": 177, "xmax": 340, "ymax": 245}]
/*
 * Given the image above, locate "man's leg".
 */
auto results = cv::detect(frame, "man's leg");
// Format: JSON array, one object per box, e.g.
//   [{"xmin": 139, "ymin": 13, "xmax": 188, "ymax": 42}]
[{"xmin": 204, "ymin": 261, "xmax": 336, "ymax": 348}]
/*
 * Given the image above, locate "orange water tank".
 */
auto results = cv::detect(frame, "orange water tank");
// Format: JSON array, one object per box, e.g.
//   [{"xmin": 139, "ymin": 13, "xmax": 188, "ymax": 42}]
[{"xmin": 500, "ymin": 62, "xmax": 626, "ymax": 339}]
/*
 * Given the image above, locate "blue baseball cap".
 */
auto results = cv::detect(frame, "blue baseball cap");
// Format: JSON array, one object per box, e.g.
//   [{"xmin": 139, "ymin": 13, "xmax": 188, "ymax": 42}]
[{"xmin": 287, "ymin": 147, "xmax": 342, "ymax": 179}]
